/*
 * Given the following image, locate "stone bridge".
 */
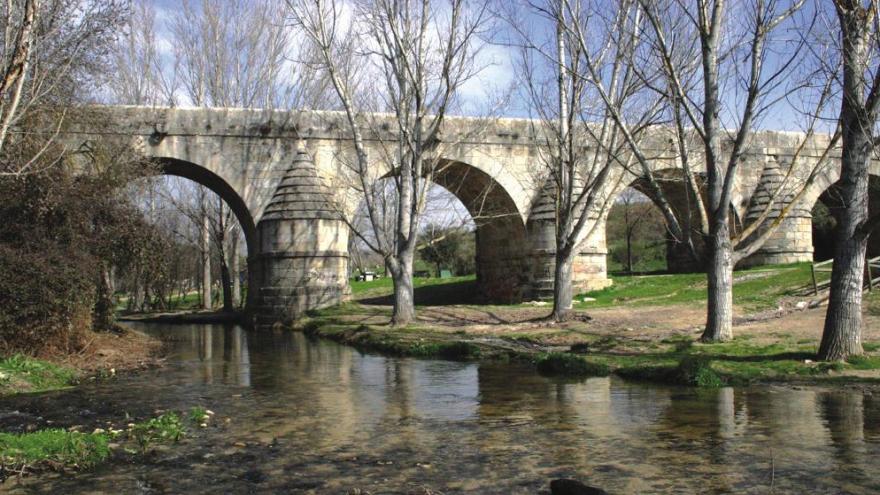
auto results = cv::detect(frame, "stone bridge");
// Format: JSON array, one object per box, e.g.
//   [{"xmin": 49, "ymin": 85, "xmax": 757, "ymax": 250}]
[{"xmin": 64, "ymin": 106, "xmax": 876, "ymax": 323}]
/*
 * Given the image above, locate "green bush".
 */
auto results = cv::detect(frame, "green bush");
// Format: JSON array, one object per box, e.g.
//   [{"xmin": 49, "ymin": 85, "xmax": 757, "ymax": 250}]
[
  {"xmin": 676, "ymin": 356, "xmax": 724, "ymax": 387},
  {"xmin": 128, "ymin": 412, "xmax": 184, "ymax": 452},
  {"xmin": 535, "ymin": 353, "xmax": 610, "ymax": 377},
  {"xmin": 436, "ymin": 341, "xmax": 481, "ymax": 360}
]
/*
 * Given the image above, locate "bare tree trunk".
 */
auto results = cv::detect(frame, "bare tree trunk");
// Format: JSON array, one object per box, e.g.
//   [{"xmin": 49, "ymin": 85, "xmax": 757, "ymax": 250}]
[
  {"xmin": 820, "ymin": 235, "xmax": 867, "ymax": 360},
  {"xmin": 231, "ymin": 229, "xmax": 242, "ymax": 308},
  {"xmin": 626, "ymin": 230, "xmax": 634, "ymax": 273},
  {"xmin": 94, "ymin": 265, "xmax": 115, "ymax": 330},
  {"xmin": 200, "ymin": 204, "xmax": 212, "ymax": 309},
  {"xmin": 390, "ymin": 256, "xmax": 415, "ymax": 326},
  {"xmin": 703, "ymin": 222, "xmax": 734, "ymax": 342},
  {"xmin": 819, "ymin": 0, "xmax": 875, "ymax": 362},
  {"xmin": 819, "ymin": 116, "xmax": 870, "ymax": 360},
  {"xmin": 220, "ymin": 258, "xmax": 234, "ymax": 312},
  {"xmin": 551, "ymin": 252, "xmax": 574, "ymax": 321}
]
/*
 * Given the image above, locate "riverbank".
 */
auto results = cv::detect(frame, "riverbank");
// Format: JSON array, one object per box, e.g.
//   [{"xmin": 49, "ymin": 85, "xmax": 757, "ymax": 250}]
[
  {"xmin": 3, "ymin": 321, "xmax": 878, "ymax": 493},
  {"xmin": 0, "ymin": 407, "xmax": 213, "ymax": 481},
  {"xmin": 298, "ymin": 293, "xmax": 880, "ymax": 387},
  {"xmin": 0, "ymin": 326, "xmax": 162, "ymax": 396},
  {"xmin": 118, "ymin": 310, "xmax": 243, "ymax": 325}
]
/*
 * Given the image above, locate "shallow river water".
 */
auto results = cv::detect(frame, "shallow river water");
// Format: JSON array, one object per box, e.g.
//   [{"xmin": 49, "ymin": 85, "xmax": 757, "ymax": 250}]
[{"xmin": 3, "ymin": 322, "xmax": 880, "ymax": 494}]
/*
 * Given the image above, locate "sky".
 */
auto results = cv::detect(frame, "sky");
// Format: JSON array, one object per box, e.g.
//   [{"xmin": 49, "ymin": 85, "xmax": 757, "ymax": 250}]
[
  {"xmin": 142, "ymin": 0, "xmax": 838, "ymax": 131},
  {"xmin": 135, "ymin": 0, "xmax": 846, "ymax": 241}
]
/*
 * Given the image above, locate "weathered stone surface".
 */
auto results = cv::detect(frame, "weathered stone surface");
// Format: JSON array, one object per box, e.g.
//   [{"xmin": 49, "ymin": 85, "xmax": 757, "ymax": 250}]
[
  {"xmin": 254, "ymin": 150, "xmax": 349, "ymax": 323},
  {"xmin": 61, "ymin": 105, "xmax": 876, "ymax": 313}
]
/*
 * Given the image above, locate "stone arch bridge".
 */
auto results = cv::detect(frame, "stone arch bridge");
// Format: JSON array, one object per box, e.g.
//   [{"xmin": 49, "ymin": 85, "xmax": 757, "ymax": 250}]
[{"xmin": 64, "ymin": 106, "xmax": 868, "ymax": 323}]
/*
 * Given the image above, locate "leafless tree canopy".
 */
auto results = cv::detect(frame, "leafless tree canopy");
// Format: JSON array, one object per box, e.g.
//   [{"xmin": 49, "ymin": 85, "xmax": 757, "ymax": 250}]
[
  {"xmin": 288, "ymin": 0, "xmax": 493, "ymax": 325},
  {"xmin": 0, "ymin": 0, "xmax": 126, "ymax": 176}
]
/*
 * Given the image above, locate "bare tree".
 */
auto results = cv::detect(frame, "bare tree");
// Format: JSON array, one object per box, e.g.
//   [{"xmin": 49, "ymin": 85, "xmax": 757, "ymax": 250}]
[
  {"xmin": 107, "ymin": 0, "xmax": 169, "ymax": 106},
  {"xmin": 0, "ymin": 0, "xmax": 126, "ymax": 176},
  {"xmin": 288, "ymin": 0, "xmax": 492, "ymax": 325},
  {"xmin": 505, "ymin": 0, "xmax": 663, "ymax": 320},
  {"xmin": 818, "ymin": 0, "xmax": 880, "ymax": 361},
  {"xmin": 534, "ymin": 0, "xmax": 839, "ymax": 339}
]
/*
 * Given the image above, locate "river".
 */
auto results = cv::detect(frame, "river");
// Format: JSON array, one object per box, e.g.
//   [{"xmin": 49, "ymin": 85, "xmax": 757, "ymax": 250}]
[{"xmin": 2, "ymin": 322, "xmax": 879, "ymax": 494}]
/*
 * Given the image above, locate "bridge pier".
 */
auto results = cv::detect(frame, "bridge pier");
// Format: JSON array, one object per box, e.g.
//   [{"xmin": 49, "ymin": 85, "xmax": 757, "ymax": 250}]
[
  {"xmin": 252, "ymin": 150, "xmax": 349, "ymax": 325},
  {"xmin": 525, "ymin": 180, "xmax": 612, "ymax": 300},
  {"xmin": 739, "ymin": 157, "xmax": 814, "ymax": 268}
]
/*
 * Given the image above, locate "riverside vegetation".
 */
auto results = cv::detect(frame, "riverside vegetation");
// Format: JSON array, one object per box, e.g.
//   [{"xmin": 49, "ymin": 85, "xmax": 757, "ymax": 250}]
[
  {"xmin": 0, "ymin": 407, "xmax": 214, "ymax": 480},
  {"xmin": 300, "ymin": 263, "xmax": 880, "ymax": 387}
]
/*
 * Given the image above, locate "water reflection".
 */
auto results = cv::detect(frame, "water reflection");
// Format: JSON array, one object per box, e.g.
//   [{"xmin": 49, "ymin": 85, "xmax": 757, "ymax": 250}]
[{"xmin": 4, "ymin": 323, "xmax": 879, "ymax": 494}]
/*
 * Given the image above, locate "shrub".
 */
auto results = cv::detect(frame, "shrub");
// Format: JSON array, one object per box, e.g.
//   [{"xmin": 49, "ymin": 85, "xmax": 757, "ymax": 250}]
[
  {"xmin": 436, "ymin": 341, "xmax": 481, "ymax": 360},
  {"xmin": 128, "ymin": 412, "xmax": 184, "ymax": 452},
  {"xmin": 676, "ymin": 356, "xmax": 724, "ymax": 387},
  {"xmin": 535, "ymin": 353, "xmax": 610, "ymax": 377},
  {"xmin": 0, "ymin": 244, "xmax": 97, "ymax": 355}
]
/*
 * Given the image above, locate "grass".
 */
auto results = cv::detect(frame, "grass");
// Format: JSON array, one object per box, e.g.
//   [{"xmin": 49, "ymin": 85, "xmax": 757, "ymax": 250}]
[
  {"xmin": 0, "ymin": 355, "xmax": 77, "ymax": 395},
  {"xmin": 0, "ymin": 409, "xmax": 207, "ymax": 478},
  {"xmin": 577, "ymin": 263, "xmax": 826, "ymax": 311},
  {"xmin": 306, "ymin": 263, "xmax": 880, "ymax": 386},
  {"xmin": 351, "ymin": 275, "xmax": 475, "ymax": 296},
  {"xmin": 300, "ymin": 320, "xmax": 483, "ymax": 361},
  {"xmin": 350, "ymin": 263, "xmax": 826, "ymax": 315},
  {"xmin": 0, "ymin": 430, "xmax": 110, "ymax": 473},
  {"xmin": 302, "ymin": 299, "xmax": 880, "ymax": 385}
]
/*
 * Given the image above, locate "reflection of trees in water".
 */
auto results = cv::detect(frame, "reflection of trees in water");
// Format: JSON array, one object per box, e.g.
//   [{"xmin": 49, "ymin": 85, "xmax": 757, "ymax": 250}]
[
  {"xmin": 819, "ymin": 392, "xmax": 867, "ymax": 478},
  {"xmin": 649, "ymin": 387, "xmax": 874, "ymax": 493}
]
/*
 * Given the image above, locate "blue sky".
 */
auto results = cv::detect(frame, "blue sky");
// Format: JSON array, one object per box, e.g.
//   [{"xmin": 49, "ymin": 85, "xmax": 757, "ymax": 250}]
[{"xmin": 144, "ymin": 0, "xmax": 839, "ymax": 131}]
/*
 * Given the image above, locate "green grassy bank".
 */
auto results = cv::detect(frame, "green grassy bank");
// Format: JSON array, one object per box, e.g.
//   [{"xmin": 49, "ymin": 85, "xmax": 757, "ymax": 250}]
[
  {"xmin": 300, "ymin": 307, "xmax": 880, "ymax": 387},
  {"xmin": 0, "ymin": 355, "xmax": 78, "ymax": 396},
  {"xmin": 301, "ymin": 264, "xmax": 880, "ymax": 387},
  {"xmin": 0, "ymin": 407, "xmax": 211, "ymax": 479}
]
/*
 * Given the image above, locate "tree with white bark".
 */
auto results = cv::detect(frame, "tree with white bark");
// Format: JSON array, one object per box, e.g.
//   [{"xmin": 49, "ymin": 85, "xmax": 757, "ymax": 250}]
[
  {"xmin": 288, "ymin": 0, "xmax": 493, "ymax": 325},
  {"xmin": 505, "ymin": 0, "xmax": 669, "ymax": 320},
  {"xmin": 517, "ymin": 0, "xmax": 840, "ymax": 338},
  {"xmin": 817, "ymin": 0, "xmax": 880, "ymax": 361}
]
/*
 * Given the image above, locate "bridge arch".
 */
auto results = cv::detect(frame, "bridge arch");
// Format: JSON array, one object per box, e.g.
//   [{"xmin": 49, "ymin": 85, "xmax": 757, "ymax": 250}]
[
  {"xmin": 431, "ymin": 159, "xmax": 530, "ymax": 302},
  {"xmin": 151, "ymin": 157, "xmax": 258, "ymax": 256},
  {"xmin": 601, "ymin": 169, "xmax": 708, "ymax": 274},
  {"xmin": 146, "ymin": 156, "xmax": 259, "ymax": 311},
  {"xmin": 810, "ymin": 172, "xmax": 880, "ymax": 262}
]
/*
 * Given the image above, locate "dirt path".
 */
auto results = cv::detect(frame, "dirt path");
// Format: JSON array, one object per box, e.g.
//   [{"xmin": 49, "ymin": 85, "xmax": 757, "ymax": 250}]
[{"xmin": 347, "ymin": 298, "xmax": 879, "ymax": 348}]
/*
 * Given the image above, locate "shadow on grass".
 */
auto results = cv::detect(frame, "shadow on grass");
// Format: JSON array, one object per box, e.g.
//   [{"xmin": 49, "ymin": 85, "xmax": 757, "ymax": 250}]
[
  {"xmin": 357, "ymin": 280, "xmax": 481, "ymax": 306},
  {"xmin": 587, "ymin": 349, "xmax": 817, "ymax": 364},
  {"xmin": 707, "ymin": 351, "xmax": 815, "ymax": 362}
]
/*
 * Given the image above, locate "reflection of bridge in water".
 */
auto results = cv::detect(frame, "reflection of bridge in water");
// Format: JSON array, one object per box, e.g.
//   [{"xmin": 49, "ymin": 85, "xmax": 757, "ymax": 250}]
[{"xmin": 69, "ymin": 106, "xmax": 879, "ymax": 323}]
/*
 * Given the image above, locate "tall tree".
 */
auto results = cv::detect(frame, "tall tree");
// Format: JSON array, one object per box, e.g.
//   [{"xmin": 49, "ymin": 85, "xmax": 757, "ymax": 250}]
[
  {"xmin": 530, "ymin": 0, "xmax": 838, "ymax": 338},
  {"xmin": 0, "ymin": 0, "xmax": 126, "ymax": 176},
  {"xmin": 288, "ymin": 0, "xmax": 492, "ymax": 325},
  {"xmin": 819, "ymin": 0, "xmax": 880, "ymax": 361},
  {"xmin": 506, "ymin": 0, "xmax": 668, "ymax": 320}
]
